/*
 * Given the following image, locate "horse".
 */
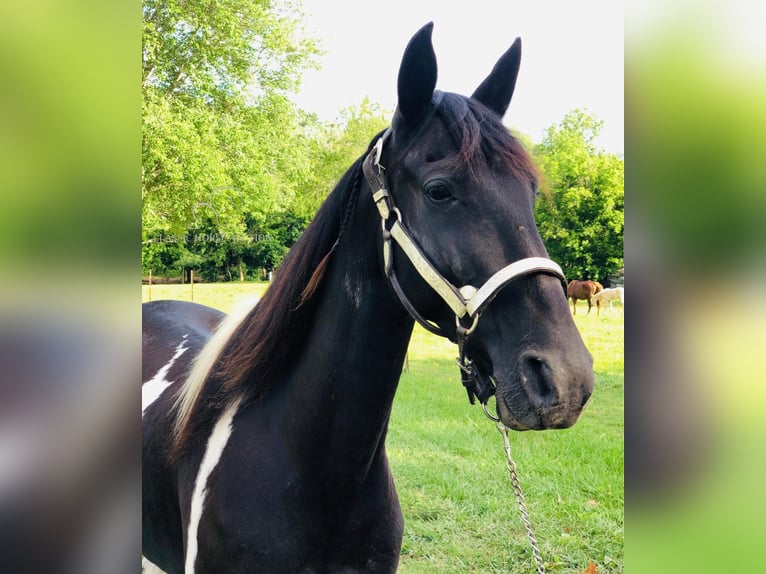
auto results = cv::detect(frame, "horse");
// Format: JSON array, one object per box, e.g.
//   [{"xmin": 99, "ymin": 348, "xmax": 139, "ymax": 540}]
[
  {"xmin": 142, "ymin": 300, "xmax": 226, "ymax": 408},
  {"xmin": 142, "ymin": 23, "xmax": 594, "ymax": 574},
  {"xmin": 567, "ymin": 279, "xmax": 604, "ymax": 315},
  {"xmin": 592, "ymin": 287, "xmax": 624, "ymax": 316}
]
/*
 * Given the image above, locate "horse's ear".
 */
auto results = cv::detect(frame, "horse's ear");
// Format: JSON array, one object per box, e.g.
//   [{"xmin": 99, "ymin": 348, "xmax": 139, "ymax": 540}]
[
  {"xmin": 396, "ymin": 22, "xmax": 437, "ymax": 126},
  {"xmin": 471, "ymin": 37, "xmax": 521, "ymax": 117}
]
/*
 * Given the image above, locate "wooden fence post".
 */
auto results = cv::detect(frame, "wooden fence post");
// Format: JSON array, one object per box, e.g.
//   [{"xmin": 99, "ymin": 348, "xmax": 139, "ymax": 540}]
[{"xmin": 190, "ymin": 269, "xmax": 194, "ymax": 302}]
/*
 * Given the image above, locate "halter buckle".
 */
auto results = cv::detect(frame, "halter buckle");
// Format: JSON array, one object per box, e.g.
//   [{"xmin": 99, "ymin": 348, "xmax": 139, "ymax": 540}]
[
  {"xmin": 373, "ymin": 137, "xmax": 386, "ymax": 173},
  {"xmin": 380, "ymin": 206, "xmax": 402, "ymax": 232}
]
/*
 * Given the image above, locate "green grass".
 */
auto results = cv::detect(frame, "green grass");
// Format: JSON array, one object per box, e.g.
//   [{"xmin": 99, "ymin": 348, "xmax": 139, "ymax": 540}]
[
  {"xmin": 392, "ymin": 301, "xmax": 623, "ymax": 574},
  {"xmin": 142, "ymin": 286, "xmax": 623, "ymax": 573},
  {"xmin": 142, "ymin": 281, "xmax": 271, "ymax": 310}
]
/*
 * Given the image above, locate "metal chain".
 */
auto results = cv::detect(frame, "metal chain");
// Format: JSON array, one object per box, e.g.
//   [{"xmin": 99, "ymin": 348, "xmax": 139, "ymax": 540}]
[{"xmin": 495, "ymin": 421, "xmax": 546, "ymax": 574}]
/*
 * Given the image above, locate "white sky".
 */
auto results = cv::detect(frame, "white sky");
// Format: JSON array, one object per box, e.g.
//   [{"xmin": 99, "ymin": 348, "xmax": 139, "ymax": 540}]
[{"xmin": 292, "ymin": 0, "xmax": 624, "ymax": 154}]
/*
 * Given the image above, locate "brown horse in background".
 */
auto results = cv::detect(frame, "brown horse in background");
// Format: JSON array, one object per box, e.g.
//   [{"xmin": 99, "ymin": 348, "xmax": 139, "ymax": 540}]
[{"xmin": 567, "ymin": 279, "xmax": 603, "ymax": 314}]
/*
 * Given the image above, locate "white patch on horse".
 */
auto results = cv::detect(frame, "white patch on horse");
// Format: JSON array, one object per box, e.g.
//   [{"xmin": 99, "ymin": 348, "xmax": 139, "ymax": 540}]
[
  {"xmin": 184, "ymin": 398, "xmax": 241, "ymax": 574},
  {"xmin": 174, "ymin": 296, "xmax": 260, "ymax": 440},
  {"xmin": 142, "ymin": 556, "xmax": 168, "ymax": 573},
  {"xmin": 142, "ymin": 335, "xmax": 189, "ymax": 416},
  {"xmin": 344, "ymin": 272, "xmax": 361, "ymax": 309}
]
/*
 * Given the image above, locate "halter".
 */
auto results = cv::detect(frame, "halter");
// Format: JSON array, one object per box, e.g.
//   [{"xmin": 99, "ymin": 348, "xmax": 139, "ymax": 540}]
[{"xmin": 362, "ymin": 128, "xmax": 567, "ymax": 407}]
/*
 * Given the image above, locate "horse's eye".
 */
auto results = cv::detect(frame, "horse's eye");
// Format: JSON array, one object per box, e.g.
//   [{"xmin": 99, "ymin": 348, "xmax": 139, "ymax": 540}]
[{"xmin": 423, "ymin": 181, "xmax": 453, "ymax": 203}]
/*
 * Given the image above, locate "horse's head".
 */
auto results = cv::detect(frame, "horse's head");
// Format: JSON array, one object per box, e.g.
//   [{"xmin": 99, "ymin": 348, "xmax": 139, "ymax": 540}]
[{"xmin": 373, "ymin": 23, "xmax": 594, "ymax": 430}]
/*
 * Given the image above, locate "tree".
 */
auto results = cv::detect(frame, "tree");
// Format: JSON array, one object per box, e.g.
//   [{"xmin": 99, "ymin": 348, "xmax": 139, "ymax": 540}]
[
  {"xmin": 244, "ymin": 209, "xmax": 309, "ymax": 276},
  {"xmin": 252, "ymin": 238, "xmax": 288, "ymax": 273},
  {"xmin": 290, "ymin": 98, "xmax": 391, "ymax": 218},
  {"xmin": 142, "ymin": 0, "xmax": 320, "ymax": 239},
  {"xmin": 534, "ymin": 110, "xmax": 624, "ymax": 283},
  {"xmin": 140, "ymin": 0, "xmax": 393, "ymax": 280},
  {"xmin": 142, "ymin": 235, "xmax": 184, "ymax": 277}
]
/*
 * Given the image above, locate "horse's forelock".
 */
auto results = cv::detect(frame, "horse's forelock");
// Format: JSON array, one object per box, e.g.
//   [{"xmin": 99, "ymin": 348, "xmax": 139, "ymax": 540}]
[{"xmin": 437, "ymin": 93, "xmax": 539, "ymax": 186}]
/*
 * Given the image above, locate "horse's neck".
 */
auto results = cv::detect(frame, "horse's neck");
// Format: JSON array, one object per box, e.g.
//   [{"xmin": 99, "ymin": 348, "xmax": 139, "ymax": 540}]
[{"xmin": 281, "ymin": 209, "xmax": 413, "ymax": 484}]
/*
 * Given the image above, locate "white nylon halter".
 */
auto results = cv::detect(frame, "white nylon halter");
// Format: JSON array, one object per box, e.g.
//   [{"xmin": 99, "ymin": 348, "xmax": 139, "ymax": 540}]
[
  {"xmin": 384, "ymin": 217, "xmax": 565, "ymax": 321},
  {"xmin": 367, "ymin": 130, "xmax": 566, "ymax": 331}
]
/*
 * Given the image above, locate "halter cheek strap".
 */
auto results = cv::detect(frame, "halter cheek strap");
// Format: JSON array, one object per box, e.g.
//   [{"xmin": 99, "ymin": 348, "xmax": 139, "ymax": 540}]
[{"xmin": 363, "ymin": 131, "xmax": 567, "ymax": 405}]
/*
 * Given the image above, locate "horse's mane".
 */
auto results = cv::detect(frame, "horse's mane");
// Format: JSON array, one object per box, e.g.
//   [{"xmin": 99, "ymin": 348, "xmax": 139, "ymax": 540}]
[{"xmin": 171, "ymin": 134, "xmax": 380, "ymax": 457}]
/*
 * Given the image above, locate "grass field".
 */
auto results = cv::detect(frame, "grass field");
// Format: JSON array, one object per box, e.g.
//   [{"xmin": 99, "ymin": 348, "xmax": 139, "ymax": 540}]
[{"xmin": 143, "ymin": 283, "xmax": 623, "ymax": 573}]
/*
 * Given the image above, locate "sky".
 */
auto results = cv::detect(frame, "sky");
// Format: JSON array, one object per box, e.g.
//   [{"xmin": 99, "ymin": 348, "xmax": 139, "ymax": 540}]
[{"xmin": 292, "ymin": 0, "xmax": 624, "ymax": 154}]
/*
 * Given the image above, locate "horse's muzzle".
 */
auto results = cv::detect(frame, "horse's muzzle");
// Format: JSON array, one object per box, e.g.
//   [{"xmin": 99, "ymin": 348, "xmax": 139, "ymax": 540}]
[{"xmin": 494, "ymin": 350, "xmax": 594, "ymax": 431}]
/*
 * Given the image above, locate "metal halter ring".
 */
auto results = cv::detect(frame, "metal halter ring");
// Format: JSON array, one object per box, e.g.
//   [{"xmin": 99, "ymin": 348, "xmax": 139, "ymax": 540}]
[
  {"xmin": 482, "ymin": 396, "xmax": 502, "ymax": 423},
  {"xmin": 456, "ymin": 313, "xmax": 480, "ymax": 336}
]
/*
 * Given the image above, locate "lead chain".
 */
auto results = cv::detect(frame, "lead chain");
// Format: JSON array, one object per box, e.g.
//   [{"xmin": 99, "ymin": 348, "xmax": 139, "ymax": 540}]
[{"xmin": 496, "ymin": 421, "xmax": 546, "ymax": 574}]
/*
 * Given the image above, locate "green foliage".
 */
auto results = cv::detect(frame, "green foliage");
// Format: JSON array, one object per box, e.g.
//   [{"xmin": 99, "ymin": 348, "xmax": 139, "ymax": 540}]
[
  {"xmin": 142, "ymin": 0, "xmax": 320, "ymax": 237},
  {"xmin": 534, "ymin": 110, "xmax": 624, "ymax": 283},
  {"xmin": 252, "ymin": 237, "xmax": 288, "ymax": 272},
  {"xmin": 176, "ymin": 249, "xmax": 205, "ymax": 271},
  {"xmin": 261, "ymin": 210, "xmax": 311, "ymax": 246},
  {"xmin": 140, "ymin": 1, "xmax": 395, "ymax": 279},
  {"xmin": 141, "ymin": 1, "xmax": 623, "ymax": 290},
  {"xmin": 142, "ymin": 0, "xmax": 318, "ymax": 101},
  {"xmin": 142, "ymin": 234, "xmax": 183, "ymax": 276},
  {"xmin": 290, "ymin": 98, "xmax": 391, "ymax": 218}
]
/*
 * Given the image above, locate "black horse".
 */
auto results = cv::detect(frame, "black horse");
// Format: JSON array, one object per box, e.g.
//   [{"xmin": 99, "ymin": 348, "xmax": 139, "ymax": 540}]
[{"xmin": 142, "ymin": 23, "xmax": 594, "ymax": 573}]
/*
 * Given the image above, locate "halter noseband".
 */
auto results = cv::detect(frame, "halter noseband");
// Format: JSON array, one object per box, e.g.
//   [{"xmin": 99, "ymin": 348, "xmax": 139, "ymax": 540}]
[{"xmin": 363, "ymin": 129, "xmax": 567, "ymax": 406}]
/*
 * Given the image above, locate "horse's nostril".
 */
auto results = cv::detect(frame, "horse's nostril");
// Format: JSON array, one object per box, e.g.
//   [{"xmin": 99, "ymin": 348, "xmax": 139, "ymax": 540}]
[{"xmin": 520, "ymin": 354, "xmax": 558, "ymax": 408}]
